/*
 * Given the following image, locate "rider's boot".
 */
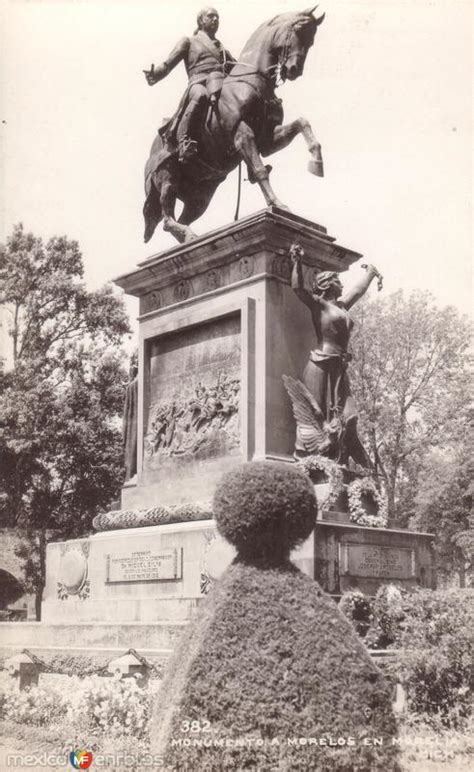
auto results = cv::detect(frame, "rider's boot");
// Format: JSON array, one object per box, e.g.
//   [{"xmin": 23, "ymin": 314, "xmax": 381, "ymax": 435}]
[{"xmin": 177, "ymin": 91, "xmax": 207, "ymax": 163}]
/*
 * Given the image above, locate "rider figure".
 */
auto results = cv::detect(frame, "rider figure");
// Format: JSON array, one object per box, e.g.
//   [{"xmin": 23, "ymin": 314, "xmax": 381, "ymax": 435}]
[{"xmin": 144, "ymin": 7, "xmax": 235, "ymax": 162}]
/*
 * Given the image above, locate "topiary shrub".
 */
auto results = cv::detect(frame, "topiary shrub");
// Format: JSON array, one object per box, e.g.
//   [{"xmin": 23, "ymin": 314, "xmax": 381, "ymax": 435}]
[
  {"xmin": 151, "ymin": 461, "xmax": 400, "ymax": 770},
  {"xmin": 213, "ymin": 460, "xmax": 317, "ymax": 563}
]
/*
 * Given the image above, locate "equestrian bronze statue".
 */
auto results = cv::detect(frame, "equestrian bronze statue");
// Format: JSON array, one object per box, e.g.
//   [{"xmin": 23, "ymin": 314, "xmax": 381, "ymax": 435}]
[{"xmin": 143, "ymin": 6, "xmax": 325, "ymax": 244}]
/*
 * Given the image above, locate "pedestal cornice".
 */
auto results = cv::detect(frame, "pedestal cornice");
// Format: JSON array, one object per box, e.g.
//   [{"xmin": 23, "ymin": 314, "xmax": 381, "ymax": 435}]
[{"xmin": 114, "ymin": 208, "xmax": 362, "ymax": 312}]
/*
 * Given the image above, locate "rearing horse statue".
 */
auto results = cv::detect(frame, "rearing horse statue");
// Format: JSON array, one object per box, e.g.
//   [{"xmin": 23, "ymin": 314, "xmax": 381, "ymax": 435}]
[{"xmin": 143, "ymin": 7, "xmax": 325, "ymax": 244}]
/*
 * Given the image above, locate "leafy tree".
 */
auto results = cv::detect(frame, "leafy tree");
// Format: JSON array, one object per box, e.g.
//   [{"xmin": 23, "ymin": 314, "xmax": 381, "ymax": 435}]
[
  {"xmin": 410, "ymin": 420, "xmax": 473, "ymax": 587},
  {"xmin": 0, "ymin": 224, "xmax": 131, "ymax": 618},
  {"xmin": 349, "ymin": 290, "xmax": 471, "ymax": 525}
]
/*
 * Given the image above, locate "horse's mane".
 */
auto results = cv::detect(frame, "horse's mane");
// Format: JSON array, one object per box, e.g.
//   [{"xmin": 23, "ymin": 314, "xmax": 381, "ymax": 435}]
[{"xmin": 240, "ymin": 11, "xmax": 316, "ymax": 59}]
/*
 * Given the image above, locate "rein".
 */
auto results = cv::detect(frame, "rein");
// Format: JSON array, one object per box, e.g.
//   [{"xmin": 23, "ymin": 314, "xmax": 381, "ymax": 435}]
[
  {"xmin": 226, "ymin": 63, "xmax": 278, "ymax": 87},
  {"xmin": 226, "ymin": 22, "xmax": 296, "ymax": 88}
]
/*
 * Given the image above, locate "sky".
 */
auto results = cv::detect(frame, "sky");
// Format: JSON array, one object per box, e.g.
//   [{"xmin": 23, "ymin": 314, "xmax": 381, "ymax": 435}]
[{"xmin": 1, "ymin": 0, "xmax": 472, "ymax": 334}]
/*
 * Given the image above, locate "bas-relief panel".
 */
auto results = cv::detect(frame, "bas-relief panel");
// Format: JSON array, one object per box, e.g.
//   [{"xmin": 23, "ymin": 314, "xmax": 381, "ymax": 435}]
[{"xmin": 144, "ymin": 313, "xmax": 241, "ymax": 470}]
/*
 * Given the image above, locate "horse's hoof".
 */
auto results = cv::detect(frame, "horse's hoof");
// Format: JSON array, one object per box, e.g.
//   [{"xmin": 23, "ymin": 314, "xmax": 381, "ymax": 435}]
[
  {"xmin": 308, "ymin": 159, "xmax": 324, "ymax": 177},
  {"xmin": 273, "ymin": 202, "xmax": 291, "ymax": 213}
]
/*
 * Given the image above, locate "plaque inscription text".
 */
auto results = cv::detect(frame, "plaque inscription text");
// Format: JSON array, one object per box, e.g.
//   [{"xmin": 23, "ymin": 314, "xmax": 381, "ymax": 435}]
[
  {"xmin": 106, "ymin": 548, "xmax": 182, "ymax": 583},
  {"xmin": 340, "ymin": 544, "xmax": 415, "ymax": 579}
]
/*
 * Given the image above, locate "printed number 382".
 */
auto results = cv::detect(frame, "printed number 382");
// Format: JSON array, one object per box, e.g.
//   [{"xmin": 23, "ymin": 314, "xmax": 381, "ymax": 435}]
[{"xmin": 181, "ymin": 720, "xmax": 211, "ymax": 733}]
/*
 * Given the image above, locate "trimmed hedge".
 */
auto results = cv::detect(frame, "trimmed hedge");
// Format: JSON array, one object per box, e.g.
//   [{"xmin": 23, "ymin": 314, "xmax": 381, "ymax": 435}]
[
  {"xmin": 213, "ymin": 461, "xmax": 317, "ymax": 563},
  {"xmin": 152, "ymin": 560, "xmax": 400, "ymax": 771}
]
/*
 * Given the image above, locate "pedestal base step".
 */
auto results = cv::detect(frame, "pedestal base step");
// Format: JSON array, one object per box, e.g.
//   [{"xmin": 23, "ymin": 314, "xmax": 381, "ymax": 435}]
[{"xmin": 0, "ymin": 620, "xmax": 188, "ymax": 660}]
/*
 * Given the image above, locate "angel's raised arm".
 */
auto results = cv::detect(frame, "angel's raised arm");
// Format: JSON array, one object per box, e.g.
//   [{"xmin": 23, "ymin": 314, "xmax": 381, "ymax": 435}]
[
  {"xmin": 340, "ymin": 264, "xmax": 381, "ymax": 309},
  {"xmin": 290, "ymin": 247, "xmax": 323, "ymax": 311}
]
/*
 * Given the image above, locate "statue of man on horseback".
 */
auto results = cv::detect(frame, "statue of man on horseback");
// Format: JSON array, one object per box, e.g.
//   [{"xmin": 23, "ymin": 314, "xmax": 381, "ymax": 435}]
[
  {"xmin": 143, "ymin": 7, "xmax": 235, "ymax": 163},
  {"xmin": 143, "ymin": 6, "xmax": 325, "ymax": 245}
]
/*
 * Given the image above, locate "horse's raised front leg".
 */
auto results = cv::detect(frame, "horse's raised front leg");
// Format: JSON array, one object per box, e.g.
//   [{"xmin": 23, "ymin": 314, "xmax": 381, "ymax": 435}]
[
  {"xmin": 234, "ymin": 122, "xmax": 288, "ymax": 210},
  {"xmin": 262, "ymin": 118, "xmax": 324, "ymax": 177}
]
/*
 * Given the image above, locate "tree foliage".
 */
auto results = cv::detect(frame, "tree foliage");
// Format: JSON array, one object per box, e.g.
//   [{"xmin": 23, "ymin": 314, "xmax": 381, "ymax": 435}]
[
  {"xmin": 0, "ymin": 224, "xmax": 131, "ymax": 617},
  {"xmin": 410, "ymin": 421, "xmax": 473, "ymax": 585},
  {"xmin": 349, "ymin": 290, "xmax": 471, "ymax": 526}
]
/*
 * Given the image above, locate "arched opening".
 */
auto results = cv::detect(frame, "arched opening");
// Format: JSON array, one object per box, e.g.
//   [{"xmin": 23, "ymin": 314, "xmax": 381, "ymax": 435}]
[{"xmin": 0, "ymin": 568, "xmax": 26, "ymax": 620}]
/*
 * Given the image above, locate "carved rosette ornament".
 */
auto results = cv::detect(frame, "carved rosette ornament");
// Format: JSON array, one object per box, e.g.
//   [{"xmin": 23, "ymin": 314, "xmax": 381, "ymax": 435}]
[
  {"xmin": 200, "ymin": 529, "xmax": 235, "ymax": 594},
  {"xmin": 143, "ymin": 290, "xmax": 163, "ymax": 313},
  {"xmin": 174, "ymin": 280, "xmax": 191, "ymax": 302},
  {"xmin": 57, "ymin": 542, "xmax": 90, "ymax": 600},
  {"xmin": 272, "ymin": 253, "xmax": 292, "ymax": 280},
  {"xmin": 206, "ymin": 269, "xmax": 220, "ymax": 290},
  {"xmin": 239, "ymin": 256, "xmax": 254, "ymax": 278}
]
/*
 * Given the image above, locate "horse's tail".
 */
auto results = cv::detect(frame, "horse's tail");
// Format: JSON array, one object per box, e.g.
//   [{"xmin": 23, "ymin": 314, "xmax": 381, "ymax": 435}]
[
  {"xmin": 143, "ymin": 131, "xmax": 166, "ymax": 243},
  {"xmin": 143, "ymin": 179, "xmax": 162, "ymax": 244}
]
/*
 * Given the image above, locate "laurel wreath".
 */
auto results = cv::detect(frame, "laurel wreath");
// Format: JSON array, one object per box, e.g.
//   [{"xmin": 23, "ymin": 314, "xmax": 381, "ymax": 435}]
[
  {"xmin": 295, "ymin": 455, "xmax": 344, "ymax": 509},
  {"xmin": 347, "ymin": 477, "xmax": 388, "ymax": 528}
]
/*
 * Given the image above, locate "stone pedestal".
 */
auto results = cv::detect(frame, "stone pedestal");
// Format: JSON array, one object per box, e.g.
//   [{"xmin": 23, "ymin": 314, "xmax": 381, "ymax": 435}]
[{"xmin": 114, "ymin": 207, "xmax": 361, "ymax": 510}]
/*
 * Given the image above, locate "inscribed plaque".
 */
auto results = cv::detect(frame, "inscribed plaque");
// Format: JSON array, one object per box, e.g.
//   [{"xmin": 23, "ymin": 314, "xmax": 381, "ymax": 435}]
[
  {"xmin": 106, "ymin": 548, "xmax": 182, "ymax": 583},
  {"xmin": 340, "ymin": 544, "xmax": 415, "ymax": 579}
]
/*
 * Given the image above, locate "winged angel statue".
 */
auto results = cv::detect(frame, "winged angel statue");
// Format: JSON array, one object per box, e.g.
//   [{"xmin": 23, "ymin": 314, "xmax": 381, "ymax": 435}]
[{"xmin": 284, "ymin": 245, "xmax": 383, "ymax": 467}]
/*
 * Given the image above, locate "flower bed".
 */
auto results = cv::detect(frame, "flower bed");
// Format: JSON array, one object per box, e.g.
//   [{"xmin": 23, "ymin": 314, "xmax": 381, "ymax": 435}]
[{"xmin": 0, "ymin": 672, "xmax": 151, "ymax": 739}]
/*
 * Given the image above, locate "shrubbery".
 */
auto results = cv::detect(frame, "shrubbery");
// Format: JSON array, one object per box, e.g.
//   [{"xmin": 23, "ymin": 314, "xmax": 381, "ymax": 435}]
[
  {"xmin": 340, "ymin": 586, "xmax": 474, "ymax": 727},
  {"xmin": 0, "ymin": 672, "xmax": 150, "ymax": 739},
  {"xmin": 396, "ymin": 589, "xmax": 473, "ymax": 726},
  {"xmin": 338, "ymin": 588, "xmax": 374, "ymax": 638}
]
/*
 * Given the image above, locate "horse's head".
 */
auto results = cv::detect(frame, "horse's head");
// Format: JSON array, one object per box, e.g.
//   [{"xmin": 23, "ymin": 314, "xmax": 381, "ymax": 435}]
[{"xmin": 275, "ymin": 7, "xmax": 325, "ymax": 82}]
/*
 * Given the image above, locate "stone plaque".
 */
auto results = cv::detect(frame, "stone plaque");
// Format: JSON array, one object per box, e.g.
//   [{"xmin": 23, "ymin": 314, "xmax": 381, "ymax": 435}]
[
  {"xmin": 106, "ymin": 548, "xmax": 182, "ymax": 583},
  {"xmin": 340, "ymin": 544, "xmax": 415, "ymax": 579}
]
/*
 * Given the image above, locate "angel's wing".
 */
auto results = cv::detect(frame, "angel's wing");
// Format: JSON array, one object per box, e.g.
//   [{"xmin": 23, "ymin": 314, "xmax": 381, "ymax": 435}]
[{"xmin": 282, "ymin": 374, "xmax": 329, "ymax": 454}]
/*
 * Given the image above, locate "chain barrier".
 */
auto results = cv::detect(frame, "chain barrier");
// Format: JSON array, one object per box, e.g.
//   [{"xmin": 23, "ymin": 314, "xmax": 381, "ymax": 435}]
[{"xmin": 15, "ymin": 647, "xmax": 162, "ymax": 678}]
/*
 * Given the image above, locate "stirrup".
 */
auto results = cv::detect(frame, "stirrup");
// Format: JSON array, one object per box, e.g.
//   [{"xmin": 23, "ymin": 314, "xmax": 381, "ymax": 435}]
[{"xmin": 179, "ymin": 137, "xmax": 198, "ymax": 162}]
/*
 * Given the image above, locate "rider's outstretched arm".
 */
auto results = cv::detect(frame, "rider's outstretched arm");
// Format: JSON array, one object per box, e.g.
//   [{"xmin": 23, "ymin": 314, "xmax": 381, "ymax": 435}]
[{"xmin": 145, "ymin": 37, "xmax": 190, "ymax": 84}]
